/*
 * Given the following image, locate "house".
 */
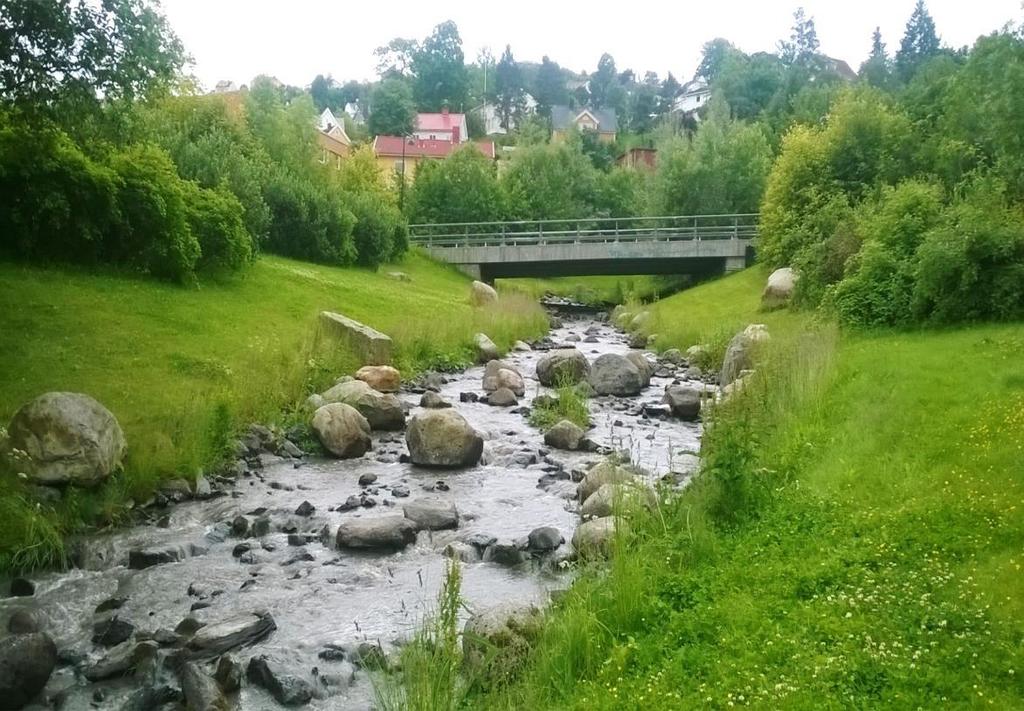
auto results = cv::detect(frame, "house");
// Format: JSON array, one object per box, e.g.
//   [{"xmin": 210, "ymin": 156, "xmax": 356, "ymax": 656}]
[
  {"xmin": 316, "ymin": 108, "xmax": 352, "ymax": 169},
  {"xmin": 617, "ymin": 147, "xmax": 657, "ymax": 172},
  {"xmin": 822, "ymin": 56, "xmax": 858, "ymax": 81},
  {"xmin": 475, "ymin": 94, "xmax": 538, "ymax": 135},
  {"xmin": 413, "ymin": 107, "xmax": 468, "ymax": 143},
  {"xmin": 372, "ymin": 136, "xmax": 495, "ymax": 180},
  {"xmin": 344, "ymin": 101, "xmax": 367, "ymax": 124},
  {"xmin": 550, "ymin": 106, "xmax": 618, "ymax": 143},
  {"xmin": 213, "ymin": 80, "xmax": 238, "ymax": 93},
  {"xmin": 673, "ymin": 79, "xmax": 711, "ymax": 114}
]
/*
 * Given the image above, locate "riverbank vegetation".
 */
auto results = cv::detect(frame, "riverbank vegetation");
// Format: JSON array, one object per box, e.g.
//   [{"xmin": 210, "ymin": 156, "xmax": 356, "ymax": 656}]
[{"xmin": 0, "ymin": 253, "xmax": 547, "ymax": 571}]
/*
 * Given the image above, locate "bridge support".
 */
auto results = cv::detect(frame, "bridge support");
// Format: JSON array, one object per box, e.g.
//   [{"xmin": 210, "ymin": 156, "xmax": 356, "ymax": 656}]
[
  {"xmin": 724, "ymin": 256, "xmax": 747, "ymax": 273},
  {"xmin": 455, "ymin": 263, "xmax": 483, "ymax": 281}
]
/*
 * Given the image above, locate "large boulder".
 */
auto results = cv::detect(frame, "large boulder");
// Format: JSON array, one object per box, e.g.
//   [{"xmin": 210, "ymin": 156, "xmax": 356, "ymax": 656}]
[
  {"xmin": 0, "ymin": 632, "xmax": 57, "ymax": 708},
  {"xmin": 406, "ymin": 410, "xmax": 483, "ymax": 468},
  {"xmin": 462, "ymin": 602, "xmax": 542, "ymax": 680},
  {"xmin": 3, "ymin": 392, "xmax": 126, "ymax": 486},
  {"xmin": 474, "ymin": 333, "xmax": 500, "ymax": 364},
  {"xmin": 580, "ymin": 482, "xmax": 657, "ymax": 519},
  {"xmin": 482, "ymin": 360, "xmax": 525, "ymax": 396},
  {"xmin": 311, "ymin": 404, "xmax": 371, "ymax": 459},
  {"xmin": 720, "ymin": 324, "xmax": 770, "ymax": 386},
  {"xmin": 572, "ymin": 517, "xmax": 624, "ymax": 558},
  {"xmin": 577, "ymin": 459, "xmax": 634, "ymax": 503},
  {"xmin": 354, "ymin": 365, "xmax": 401, "ymax": 393},
  {"xmin": 320, "ymin": 380, "xmax": 405, "ymax": 430},
  {"xmin": 487, "ymin": 388, "xmax": 518, "ymax": 407},
  {"xmin": 403, "ymin": 500, "xmax": 459, "ymax": 531},
  {"xmin": 543, "ymin": 420, "xmax": 586, "ymax": 451},
  {"xmin": 625, "ymin": 351, "xmax": 655, "ymax": 385},
  {"xmin": 588, "ymin": 354, "xmax": 645, "ymax": 396},
  {"xmin": 663, "ymin": 385, "xmax": 702, "ymax": 420},
  {"xmin": 247, "ymin": 655, "xmax": 314, "ymax": 706},
  {"xmin": 470, "ymin": 280, "xmax": 498, "ymax": 307},
  {"xmin": 336, "ymin": 516, "xmax": 417, "ymax": 550},
  {"xmin": 762, "ymin": 268, "xmax": 797, "ymax": 309},
  {"xmin": 536, "ymin": 349, "xmax": 590, "ymax": 386},
  {"xmin": 187, "ymin": 611, "xmax": 277, "ymax": 659},
  {"xmin": 180, "ymin": 662, "xmax": 228, "ymax": 711}
]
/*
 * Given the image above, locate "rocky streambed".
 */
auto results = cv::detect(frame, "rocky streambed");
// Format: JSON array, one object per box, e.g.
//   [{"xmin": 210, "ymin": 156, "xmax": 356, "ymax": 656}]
[{"xmin": 1, "ymin": 311, "xmax": 712, "ymax": 710}]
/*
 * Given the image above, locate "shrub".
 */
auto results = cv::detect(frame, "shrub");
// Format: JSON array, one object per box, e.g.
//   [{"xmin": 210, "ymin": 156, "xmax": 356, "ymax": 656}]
[
  {"xmin": 184, "ymin": 181, "xmax": 254, "ymax": 272},
  {"xmin": 829, "ymin": 241, "xmax": 916, "ymax": 327},
  {"xmin": 263, "ymin": 168, "xmax": 356, "ymax": 265},
  {"xmin": 344, "ymin": 191, "xmax": 408, "ymax": 267},
  {"xmin": 107, "ymin": 143, "xmax": 200, "ymax": 282},
  {"xmin": 408, "ymin": 146, "xmax": 506, "ymax": 224},
  {"xmin": 503, "ymin": 142, "xmax": 598, "ymax": 220}
]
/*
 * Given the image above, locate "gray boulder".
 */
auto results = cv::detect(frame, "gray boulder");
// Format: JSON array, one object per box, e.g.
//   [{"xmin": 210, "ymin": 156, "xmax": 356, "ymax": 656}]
[
  {"xmin": 320, "ymin": 380, "xmax": 404, "ymax": 430},
  {"xmin": 0, "ymin": 632, "xmax": 57, "ymax": 707},
  {"xmin": 474, "ymin": 333, "xmax": 500, "ymax": 363},
  {"xmin": 462, "ymin": 602, "xmax": 542, "ymax": 677},
  {"xmin": 663, "ymin": 385, "xmax": 702, "ymax": 420},
  {"xmin": 588, "ymin": 354, "xmax": 644, "ymax": 396},
  {"xmin": 419, "ymin": 391, "xmax": 451, "ymax": 409},
  {"xmin": 625, "ymin": 351, "xmax": 655, "ymax": 385},
  {"xmin": 527, "ymin": 526, "xmax": 563, "ymax": 552},
  {"xmin": 482, "ymin": 360, "xmax": 525, "ymax": 396},
  {"xmin": 84, "ymin": 640, "xmax": 158, "ymax": 681},
  {"xmin": 572, "ymin": 517, "xmax": 624, "ymax": 558},
  {"xmin": 403, "ymin": 500, "xmax": 459, "ymax": 531},
  {"xmin": 470, "ymin": 280, "xmax": 499, "ymax": 307},
  {"xmin": 336, "ymin": 516, "xmax": 417, "ymax": 550},
  {"xmin": 536, "ymin": 349, "xmax": 590, "ymax": 386},
  {"xmin": 180, "ymin": 662, "xmax": 227, "ymax": 711},
  {"xmin": 247, "ymin": 655, "xmax": 314, "ymax": 706},
  {"xmin": 577, "ymin": 459, "xmax": 634, "ymax": 503},
  {"xmin": 580, "ymin": 482, "xmax": 657, "ymax": 519},
  {"xmin": 3, "ymin": 392, "xmax": 126, "ymax": 486},
  {"xmin": 187, "ymin": 611, "xmax": 277, "ymax": 659},
  {"xmin": 661, "ymin": 348, "xmax": 684, "ymax": 365},
  {"xmin": 354, "ymin": 365, "xmax": 401, "ymax": 393},
  {"xmin": 311, "ymin": 404, "xmax": 371, "ymax": 459},
  {"xmin": 762, "ymin": 267, "xmax": 797, "ymax": 308},
  {"xmin": 720, "ymin": 324, "xmax": 770, "ymax": 386},
  {"xmin": 406, "ymin": 410, "xmax": 483, "ymax": 468},
  {"xmin": 487, "ymin": 388, "xmax": 518, "ymax": 407},
  {"xmin": 543, "ymin": 420, "xmax": 586, "ymax": 451}
]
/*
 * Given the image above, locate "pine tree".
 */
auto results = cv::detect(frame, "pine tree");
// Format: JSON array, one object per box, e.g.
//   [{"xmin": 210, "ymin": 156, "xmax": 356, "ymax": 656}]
[
  {"xmin": 896, "ymin": 0, "xmax": 941, "ymax": 82},
  {"xmin": 533, "ymin": 55, "xmax": 567, "ymax": 118},
  {"xmin": 779, "ymin": 7, "xmax": 820, "ymax": 68},
  {"xmin": 859, "ymin": 27, "xmax": 892, "ymax": 89},
  {"xmin": 494, "ymin": 44, "xmax": 526, "ymax": 130}
]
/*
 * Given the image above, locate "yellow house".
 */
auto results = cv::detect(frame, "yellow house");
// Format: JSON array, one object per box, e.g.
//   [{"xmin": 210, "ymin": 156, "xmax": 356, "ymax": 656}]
[
  {"xmin": 316, "ymin": 108, "xmax": 352, "ymax": 169},
  {"xmin": 372, "ymin": 136, "xmax": 496, "ymax": 182},
  {"xmin": 550, "ymin": 106, "xmax": 618, "ymax": 143}
]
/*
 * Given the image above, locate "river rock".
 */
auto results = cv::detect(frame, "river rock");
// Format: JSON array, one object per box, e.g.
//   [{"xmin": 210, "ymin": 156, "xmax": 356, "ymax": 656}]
[
  {"xmin": 128, "ymin": 546, "xmax": 185, "ymax": 570},
  {"xmin": 84, "ymin": 640, "xmax": 158, "ymax": 681},
  {"xmin": 580, "ymin": 482, "xmax": 657, "ymax": 519},
  {"xmin": 663, "ymin": 385, "xmax": 702, "ymax": 420},
  {"xmin": 336, "ymin": 516, "xmax": 417, "ymax": 550},
  {"xmin": 474, "ymin": 333, "xmax": 500, "ymax": 363},
  {"xmin": 536, "ymin": 349, "xmax": 590, "ymax": 386},
  {"xmin": 187, "ymin": 611, "xmax": 277, "ymax": 659},
  {"xmin": 488, "ymin": 388, "xmax": 518, "ymax": 407},
  {"xmin": 320, "ymin": 380, "xmax": 404, "ymax": 431},
  {"xmin": 7, "ymin": 609, "xmax": 41, "ymax": 634},
  {"xmin": 419, "ymin": 391, "xmax": 451, "ymax": 409},
  {"xmin": 2, "ymin": 392, "xmax": 126, "ymax": 487},
  {"xmin": 311, "ymin": 403, "xmax": 372, "ymax": 459},
  {"xmin": 0, "ymin": 632, "xmax": 57, "ymax": 706},
  {"xmin": 577, "ymin": 459, "xmax": 635, "ymax": 503},
  {"xmin": 543, "ymin": 420, "xmax": 586, "ymax": 451},
  {"xmin": 588, "ymin": 354, "xmax": 644, "ymax": 396},
  {"xmin": 215, "ymin": 654, "xmax": 244, "ymax": 692},
  {"xmin": 462, "ymin": 602, "xmax": 542, "ymax": 678},
  {"xmin": 247, "ymin": 655, "xmax": 314, "ymax": 706},
  {"xmin": 572, "ymin": 517, "xmax": 624, "ymax": 558},
  {"xmin": 354, "ymin": 365, "xmax": 401, "ymax": 393},
  {"xmin": 629, "ymin": 312, "xmax": 651, "ymax": 331},
  {"xmin": 720, "ymin": 324, "xmax": 770, "ymax": 386},
  {"xmin": 483, "ymin": 542, "xmax": 526, "ymax": 566},
  {"xmin": 685, "ymin": 344, "xmax": 708, "ymax": 363},
  {"xmin": 512, "ymin": 340, "xmax": 532, "ymax": 352},
  {"xmin": 625, "ymin": 351, "xmax": 655, "ymax": 385},
  {"xmin": 470, "ymin": 280, "xmax": 498, "ymax": 306},
  {"xmin": 180, "ymin": 661, "xmax": 227, "ymax": 711},
  {"xmin": 527, "ymin": 526, "xmax": 563, "ymax": 552},
  {"xmin": 661, "ymin": 348, "xmax": 684, "ymax": 365},
  {"xmin": 482, "ymin": 360, "xmax": 525, "ymax": 396},
  {"xmin": 762, "ymin": 267, "xmax": 797, "ymax": 308},
  {"xmin": 406, "ymin": 410, "xmax": 483, "ymax": 468},
  {"xmin": 92, "ymin": 613, "xmax": 134, "ymax": 647},
  {"xmin": 403, "ymin": 500, "xmax": 459, "ymax": 531}
]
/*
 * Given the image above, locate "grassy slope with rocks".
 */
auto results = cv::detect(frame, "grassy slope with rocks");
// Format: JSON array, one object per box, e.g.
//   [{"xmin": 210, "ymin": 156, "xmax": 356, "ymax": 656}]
[
  {"xmin": 470, "ymin": 267, "xmax": 1024, "ymax": 709},
  {"xmin": 0, "ymin": 250, "xmax": 547, "ymax": 570}
]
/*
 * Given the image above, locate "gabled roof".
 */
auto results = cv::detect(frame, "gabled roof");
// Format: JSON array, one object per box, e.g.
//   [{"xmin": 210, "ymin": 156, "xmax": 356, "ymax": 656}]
[
  {"xmin": 372, "ymin": 136, "xmax": 495, "ymax": 159},
  {"xmin": 551, "ymin": 105, "xmax": 618, "ymax": 133},
  {"xmin": 823, "ymin": 56, "xmax": 858, "ymax": 81},
  {"xmin": 415, "ymin": 112, "xmax": 466, "ymax": 132},
  {"xmin": 317, "ymin": 108, "xmax": 351, "ymax": 145}
]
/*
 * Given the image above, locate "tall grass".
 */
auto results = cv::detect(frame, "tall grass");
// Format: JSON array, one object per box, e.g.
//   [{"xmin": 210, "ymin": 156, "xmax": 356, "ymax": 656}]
[{"xmin": 528, "ymin": 378, "xmax": 592, "ymax": 431}]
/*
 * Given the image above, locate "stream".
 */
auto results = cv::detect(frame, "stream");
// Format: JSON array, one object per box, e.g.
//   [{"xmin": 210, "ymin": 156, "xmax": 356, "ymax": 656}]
[{"xmin": 2, "ymin": 311, "xmax": 704, "ymax": 710}]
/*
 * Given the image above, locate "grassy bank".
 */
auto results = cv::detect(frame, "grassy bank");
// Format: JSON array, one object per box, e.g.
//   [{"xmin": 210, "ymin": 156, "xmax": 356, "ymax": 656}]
[
  {"xmin": 497, "ymin": 275, "xmax": 678, "ymax": 306},
  {"xmin": 0, "ymin": 250, "xmax": 547, "ymax": 570},
  {"xmin": 469, "ymin": 268, "xmax": 1024, "ymax": 709}
]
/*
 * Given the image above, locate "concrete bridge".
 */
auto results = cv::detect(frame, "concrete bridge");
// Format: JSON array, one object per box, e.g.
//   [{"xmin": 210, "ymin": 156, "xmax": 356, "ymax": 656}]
[{"xmin": 408, "ymin": 214, "xmax": 758, "ymax": 282}]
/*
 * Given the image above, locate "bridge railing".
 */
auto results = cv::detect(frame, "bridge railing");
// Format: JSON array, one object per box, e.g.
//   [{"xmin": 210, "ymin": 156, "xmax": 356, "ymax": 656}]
[{"xmin": 408, "ymin": 213, "xmax": 759, "ymax": 247}]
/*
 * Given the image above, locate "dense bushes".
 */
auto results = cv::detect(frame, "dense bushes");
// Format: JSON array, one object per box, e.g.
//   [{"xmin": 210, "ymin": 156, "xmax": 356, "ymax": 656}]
[
  {"xmin": 408, "ymin": 146, "xmax": 507, "ymax": 224},
  {"xmin": 263, "ymin": 170, "xmax": 356, "ymax": 265}
]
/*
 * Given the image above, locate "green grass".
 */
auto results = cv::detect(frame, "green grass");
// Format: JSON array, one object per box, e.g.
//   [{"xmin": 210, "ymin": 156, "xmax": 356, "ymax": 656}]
[
  {"xmin": 0, "ymin": 250, "xmax": 548, "ymax": 570},
  {"xmin": 498, "ymin": 275, "xmax": 680, "ymax": 306},
  {"xmin": 467, "ymin": 267, "xmax": 1024, "ymax": 709},
  {"xmin": 529, "ymin": 382, "xmax": 592, "ymax": 431}
]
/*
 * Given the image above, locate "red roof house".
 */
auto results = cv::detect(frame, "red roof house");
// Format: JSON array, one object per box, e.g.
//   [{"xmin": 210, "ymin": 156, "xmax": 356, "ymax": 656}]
[{"xmin": 413, "ymin": 106, "xmax": 468, "ymax": 143}]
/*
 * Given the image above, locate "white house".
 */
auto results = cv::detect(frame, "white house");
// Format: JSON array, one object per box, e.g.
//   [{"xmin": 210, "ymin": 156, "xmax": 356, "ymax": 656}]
[
  {"xmin": 344, "ymin": 102, "xmax": 366, "ymax": 124},
  {"xmin": 476, "ymin": 94, "xmax": 538, "ymax": 135},
  {"xmin": 673, "ymin": 79, "xmax": 711, "ymax": 114}
]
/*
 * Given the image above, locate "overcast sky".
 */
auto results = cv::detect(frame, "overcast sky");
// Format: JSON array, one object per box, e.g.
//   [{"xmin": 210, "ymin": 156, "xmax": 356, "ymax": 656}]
[{"xmin": 161, "ymin": 0, "xmax": 1022, "ymax": 90}]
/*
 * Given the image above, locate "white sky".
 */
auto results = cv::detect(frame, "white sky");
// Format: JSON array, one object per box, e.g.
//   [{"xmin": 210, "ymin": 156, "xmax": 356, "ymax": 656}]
[{"xmin": 161, "ymin": 0, "xmax": 1023, "ymax": 90}]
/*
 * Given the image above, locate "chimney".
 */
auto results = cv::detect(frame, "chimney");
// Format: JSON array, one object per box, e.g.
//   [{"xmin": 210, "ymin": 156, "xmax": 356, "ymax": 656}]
[
  {"xmin": 451, "ymin": 125, "xmax": 460, "ymax": 143},
  {"xmin": 441, "ymin": 105, "xmax": 449, "ymax": 116}
]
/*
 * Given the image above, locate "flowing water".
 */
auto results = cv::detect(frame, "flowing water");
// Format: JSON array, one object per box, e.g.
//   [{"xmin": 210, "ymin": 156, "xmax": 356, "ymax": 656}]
[{"xmin": 3, "ymin": 312, "xmax": 704, "ymax": 710}]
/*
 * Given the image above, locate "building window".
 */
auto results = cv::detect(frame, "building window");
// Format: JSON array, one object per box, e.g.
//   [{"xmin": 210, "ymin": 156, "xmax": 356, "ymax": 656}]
[{"xmin": 319, "ymin": 149, "xmax": 327, "ymax": 164}]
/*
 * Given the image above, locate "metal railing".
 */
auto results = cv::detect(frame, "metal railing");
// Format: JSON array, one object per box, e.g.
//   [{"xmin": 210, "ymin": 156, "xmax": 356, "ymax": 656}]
[{"xmin": 408, "ymin": 213, "xmax": 759, "ymax": 248}]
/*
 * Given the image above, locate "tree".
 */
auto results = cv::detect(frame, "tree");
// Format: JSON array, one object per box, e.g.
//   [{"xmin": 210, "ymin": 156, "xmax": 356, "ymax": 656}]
[
  {"xmin": 659, "ymin": 73, "xmax": 682, "ymax": 114},
  {"xmin": 374, "ymin": 38, "xmax": 419, "ymax": 78},
  {"xmin": 412, "ymin": 21, "xmax": 470, "ymax": 111},
  {"xmin": 628, "ymin": 81, "xmax": 660, "ymax": 133},
  {"xmin": 504, "ymin": 142, "xmax": 599, "ymax": 219},
  {"xmin": 369, "ymin": 78, "xmax": 416, "ymax": 137},
  {"xmin": 495, "ymin": 45, "xmax": 526, "ymax": 130},
  {"xmin": 896, "ymin": 0, "xmax": 941, "ymax": 82},
  {"xmin": 0, "ymin": 0, "xmax": 184, "ymax": 113},
  {"xmin": 408, "ymin": 146, "xmax": 506, "ymax": 224},
  {"xmin": 697, "ymin": 39, "xmax": 739, "ymax": 82},
  {"xmin": 533, "ymin": 56, "xmax": 568, "ymax": 118},
  {"xmin": 589, "ymin": 53, "xmax": 619, "ymax": 109},
  {"xmin": 860, "ymin": 27, "xmax": 892, "ymax": 89},
  {"xmin": 778, "ymin": 7, "xmax": 821, "ymax": 69}
]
